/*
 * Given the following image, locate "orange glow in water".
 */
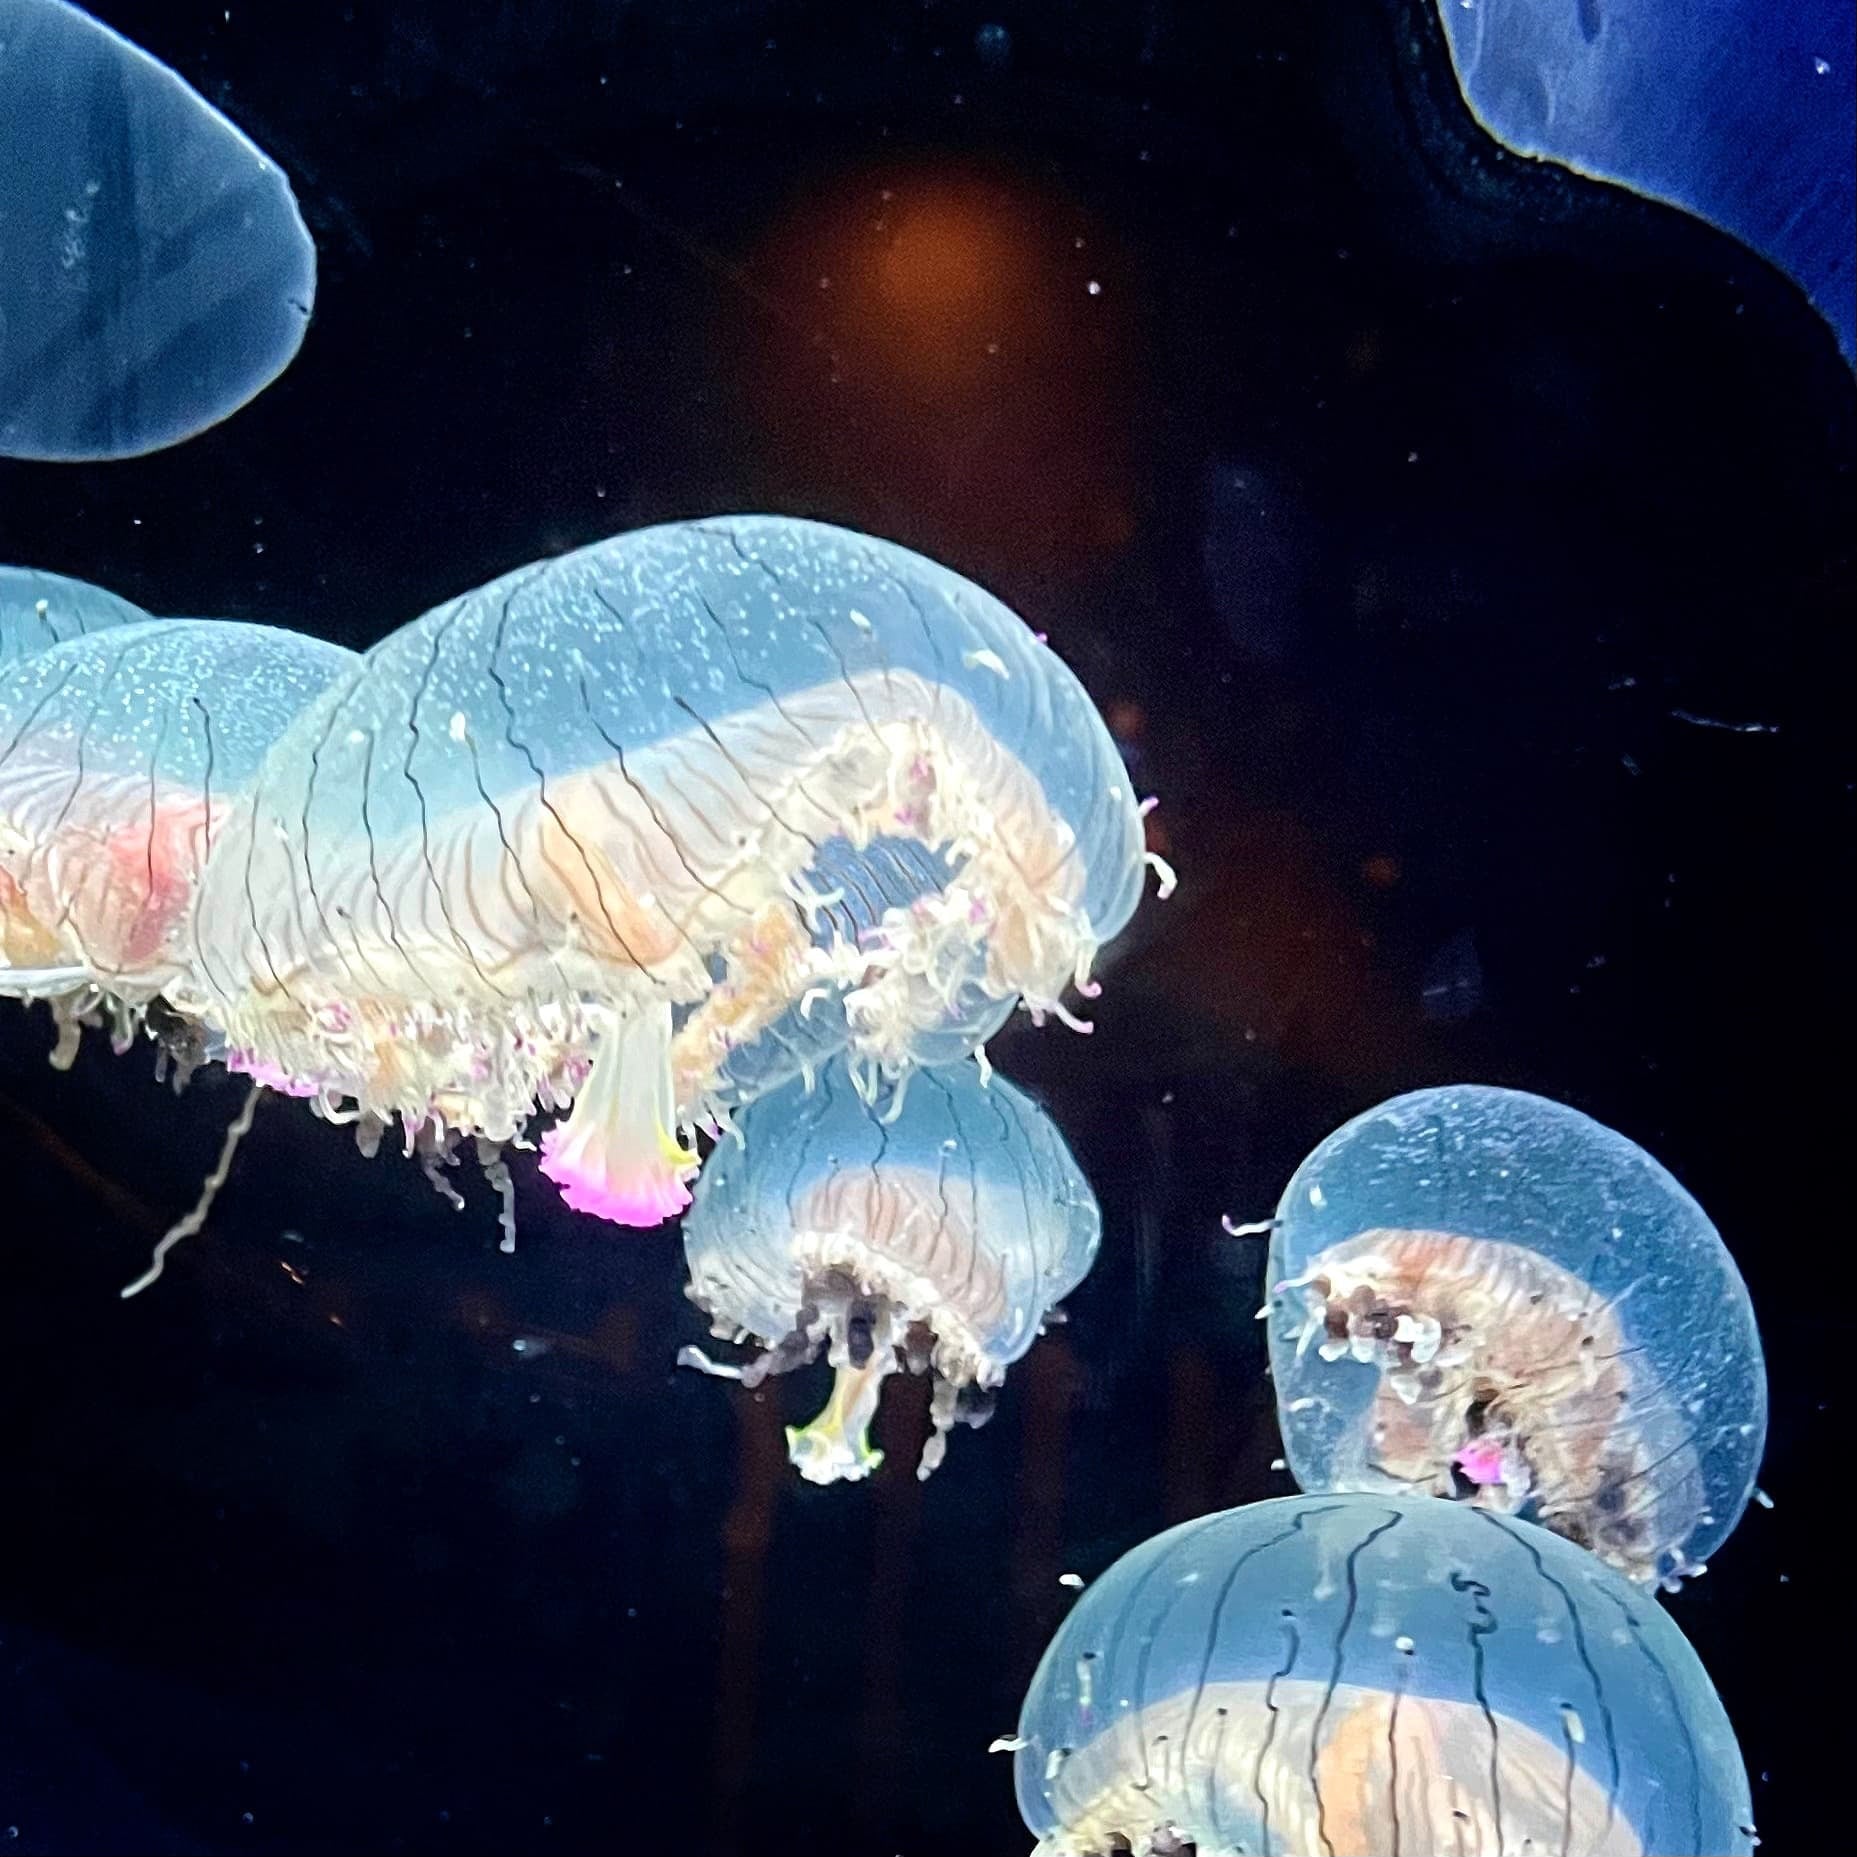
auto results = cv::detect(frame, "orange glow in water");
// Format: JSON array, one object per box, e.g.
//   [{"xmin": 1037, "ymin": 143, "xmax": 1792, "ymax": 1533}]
[
  {"xmin": 876, "ymin": 196, "xmax": 998, "ymax": 315},
  {"xmin": 860, "ymin": 184, "xmax": 1040, "ymax": 390},
  {"xmin": 724, "ymin": 162, "xmax": 1144, "ymax": 579}
]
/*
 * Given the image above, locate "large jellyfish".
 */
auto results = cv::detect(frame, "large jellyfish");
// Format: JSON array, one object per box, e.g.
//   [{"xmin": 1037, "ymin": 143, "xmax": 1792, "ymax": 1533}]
[
  {"xmin": 1, "ymin": 618, "xmax": 359, "ymax": 1012},
  {"xmin": 1264, "ymin": 1085, "xmax": 1767, "ymax": 1587},
  {"xmin": 179, "ymin": 517, "xmax": 1163, "ymax": 1226},
  {"xmin": 678, "ymin": 1053, "xmax": 1099, "ymax": 1483},
  {"xmin": 1434, "ymin": 0, "xmax": 1854, "ymax": 362},
  {"xmin": 1, "ymin": 564, "xmax": 149, "ymax": 667},
  {"xmin": 1013, "ymin": 1493, "xmax": 1755, "ymax": 1857},
  {"xmin": 0, "ymin": 0, "xmax": 317, "ymax": 460}
]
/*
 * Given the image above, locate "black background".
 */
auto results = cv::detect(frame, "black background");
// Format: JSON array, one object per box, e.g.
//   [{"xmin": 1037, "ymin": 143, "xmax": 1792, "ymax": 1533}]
[{"xmin": 1, "ymin": 2, "xmax": 1849, "ymax": 1852}]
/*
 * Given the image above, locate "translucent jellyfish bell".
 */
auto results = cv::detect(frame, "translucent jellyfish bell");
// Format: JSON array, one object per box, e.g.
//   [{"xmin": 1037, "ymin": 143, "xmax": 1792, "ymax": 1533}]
[
  {"xmin": 1435, "ymin": 0, "xmax": 1854, "ymax": 362},
  {"xmin": 0, "ymin": 0, "xmax": 317, "ymax": 460},
  {"xmin": 679, "ymin": 1054, "xmax": 1100, "ymax": 1484},
  {"xmin": 1, "ymin": 564, "xmax": 148, "ymax": 667},
  {"xmin": 182, "ymin": 516, "xmax": 1160, "ymax": 1226},
  {"xmin": 0, "ymin": 619, "xmax": 359, "ymax": 1007},
  {"xmin": 1014, "ymin": 1493, "xmax": 1755, "ymax": 1857},
  {"xmin": 1265, "ymin": 1085, "xmax": 1767, "ymax": 1587}
]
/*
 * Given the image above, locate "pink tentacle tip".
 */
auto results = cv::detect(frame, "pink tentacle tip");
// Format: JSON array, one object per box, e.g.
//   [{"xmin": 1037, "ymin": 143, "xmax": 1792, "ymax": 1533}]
[
  {"xmin": 1453, "ymin": 1440, "xmax": 1507, "ymax": 1487},
  {"xmin": 227, "ymin": 1055, "xmax": 318, "ymax": 1098},
  {"xmin": 537, "ymin": 1130, "xmax": 692, "ymax": 1229}
]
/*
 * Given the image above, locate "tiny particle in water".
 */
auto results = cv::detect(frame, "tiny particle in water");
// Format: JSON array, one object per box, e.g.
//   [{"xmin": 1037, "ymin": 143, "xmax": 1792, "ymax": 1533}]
[
  {"xmin": 1059, "ymin": 1572, "xmax": 1085, "ymax": 1590},
  {"xmin": 988, "ymin": 1733, "xmax": 1030, "ymax": 1753}
]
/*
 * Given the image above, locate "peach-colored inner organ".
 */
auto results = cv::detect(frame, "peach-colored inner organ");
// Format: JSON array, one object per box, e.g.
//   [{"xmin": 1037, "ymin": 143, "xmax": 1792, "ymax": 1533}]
[
  {"xmin": 685, "ymin": 1159, "xmax": 1028, "ymax": 1482},
  {"xmin": 1289, "ymin": 1229, "xmax": 1694, "ymax": 1583},
  {"xmin": 1035, "ymin": 1678, "xmax": 1640, "ymax": 1857},
  {"xmin": 778, "ymin": 1163, "xmax": 1010, "ymax": 1481},
  {"xmin": 0, "ymin": 761, "xmax": 219, "ymax": 988},
  {"xmin": 790, "ymin": 1164, "xmax": 1007, "ymax": 1357}
]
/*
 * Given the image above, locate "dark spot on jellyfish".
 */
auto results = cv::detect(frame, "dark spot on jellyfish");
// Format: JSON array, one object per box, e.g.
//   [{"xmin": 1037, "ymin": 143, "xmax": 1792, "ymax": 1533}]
[
  {"xmin": 1576, "ymin": 0, "xmax": 1604, "ymax": 43},
  {"xmin": 955, "ymin": 1383, "xmax": 998, "ymax": 1430},
  {"xmin": 902, "ymin": 1323, "xmax": 935, "ymax": 1374},
  {"xmin": 974, "ymin": 22, "xmax": 1012, "ymax": 69},
  {"xmin": 1421, "ymin": 928, "xmax": 1484, "ymax": 1022},
  {"xmin": 845, "ymin": 1304, "xmax": 877, "ymax": 1367}
]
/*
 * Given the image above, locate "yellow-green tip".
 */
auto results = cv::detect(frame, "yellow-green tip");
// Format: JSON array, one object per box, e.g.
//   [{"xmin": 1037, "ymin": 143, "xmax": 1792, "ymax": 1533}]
[{"xmin": 785, "ymin": 1356, "xmax": 890, "ymax": 1485}]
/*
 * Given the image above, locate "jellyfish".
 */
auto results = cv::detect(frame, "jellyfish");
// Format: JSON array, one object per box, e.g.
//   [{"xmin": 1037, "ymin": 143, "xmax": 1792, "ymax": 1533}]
[
  {"xmin": 1, "ymin": 618, "xmax": 359, "ymax": 1015},
  {"xmin": 1013, "ymin": 1493, "xmax": 1755, "ymax": 1857},
  {"xmin": 2, "ymin": 564, "xmax": 148, "ymax": 668},
  {"xmin": 677, "ymin": 1053, "xmax": 1099, "ymax": 1483},
  {"xmin": 1263, "ymin": 1085, "xmax": 1767, "ymax": 1588},
  {"xmin": 178, "ymin": 516, "xmax": 1165, "ymax": 1226},
  {"xmin": 1434, "ymin": 0, "xmax": 1854, "ymax": 363},
  {"xmin": 0, "ymin": 0, "xmax": 317, "ymax": 460}
]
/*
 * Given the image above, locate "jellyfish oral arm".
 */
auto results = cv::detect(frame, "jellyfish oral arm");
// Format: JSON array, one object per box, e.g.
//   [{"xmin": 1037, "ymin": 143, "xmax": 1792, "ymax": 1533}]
[
  {"xmin": 785, "ymin": 1344, "xmax": 892, "ymax": 1485},
  {"xmin": 538, "ymin": 999, "xmax": 699, "ymax": 1227}
]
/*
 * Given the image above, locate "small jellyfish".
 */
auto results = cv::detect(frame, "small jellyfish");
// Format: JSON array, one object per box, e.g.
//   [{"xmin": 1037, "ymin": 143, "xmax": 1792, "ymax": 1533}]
[
  {"xmin": 1013, "ymin": 1493, "xmax": 1755, "ymax": 1857},
  {"xmin": 2, "ymin": 564, "xmax": 148, "ymax": 667},
  {"xmin": 0, "ymin": 0, "xmax": 317, "ymax": 460},
  {"xmin": 1265, "ymin": 1085, "xmax": 1767, "ymax": 1587},
  {"xmin": 0, "ymin": 619, "xmax": 359, "ymax": 1007},
  {"xmin": 1434, "ymin": 0, "xmax": 1854, "ymax": 362},
  {"xmin": 180, "ymin": 517, "xmax": 1165, "ymax": 1225},
  {"xmin": 678, "ymin": 1053, "xmax": 1099, "ymax": 1484}
]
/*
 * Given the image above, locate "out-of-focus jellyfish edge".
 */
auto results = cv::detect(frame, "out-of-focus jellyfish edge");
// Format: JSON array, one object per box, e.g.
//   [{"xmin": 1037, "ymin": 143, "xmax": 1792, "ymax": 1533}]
[
  {"xmin": 0, "ymin": 0, "xmax": 318, "ymax": 461},
  {"xmin": 1434, "ymin": 0, "xmax": 1856, "ymax": 364}
]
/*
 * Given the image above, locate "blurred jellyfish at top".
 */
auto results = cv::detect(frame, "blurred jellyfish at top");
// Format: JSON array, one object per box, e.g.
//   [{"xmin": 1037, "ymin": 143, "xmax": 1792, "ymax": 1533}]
[
  {"xmin": 1265, "ymin": 1085, "xmax": 1767, "ymax": 1587},
  {"xmin": 0, "ymin": 618, "xmax": 359, "ymax": 1023},
  {"xmin": 1013, "ymin": 1493, "xmax": 1755, "ymax": 1857},
  {"xmin": 1, "ymin": 563, "xmax": 148, "ymax": 667},
  {"xmin": 679, "ymin": 1053, "xmax": 1099, "ymax": 1483},
  {"xmin": 1436, "ymin": 0, "xmax": 1855, "ymax": 362},
  {"xmin": 179, "ymin": 516, "xmax": 1163, "ymax": 1228},
  {"xmin": 0, "ymin": 0, "xmax": 317, "ymax": 460}
]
